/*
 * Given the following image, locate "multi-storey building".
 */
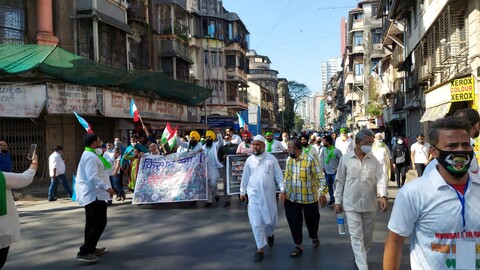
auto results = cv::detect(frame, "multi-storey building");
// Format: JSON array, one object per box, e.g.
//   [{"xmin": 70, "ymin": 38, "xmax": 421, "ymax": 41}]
[
  {"xmin": 246, "ymin": 49, "xmax": 279, "ymax": 134},
  {"xmin": 325, "ymin": 71, "xmax": 345, "ymax": 131},
  {"xmin": 277, "ymin": 78, "xmax": 294, "ymax": 132},
  {"xmin": 321, "ymin": 58, "xmax": 342, "ymax": 92},
  {"xmin": 341, "ymin": 1, "xmax": 386, "ymax": 131},
  {"xmin": 0, "ymin": 0, "xmax": 211, "ymax": 173},
  {"xmin": 377, "ymin": 0, "xmax": 480, "ymax": 145}
]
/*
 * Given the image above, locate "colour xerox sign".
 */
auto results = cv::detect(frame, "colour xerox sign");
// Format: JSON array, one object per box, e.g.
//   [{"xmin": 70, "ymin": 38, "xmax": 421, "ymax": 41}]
[{"xmin": 450, "ymin": 77, "xmax": 474, "ymax": 102}]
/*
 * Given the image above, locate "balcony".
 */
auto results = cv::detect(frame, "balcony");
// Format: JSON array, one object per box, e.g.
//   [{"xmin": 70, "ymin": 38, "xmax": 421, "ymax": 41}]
[
  {"xmin": 127, "ymin": 0, "xmax": 147, "ymax": 22},
  {"xmin": 225, "ymin": 66, "xmax": 248, "ymax": 86},
  {"xmin": 225, "ymin": 96, "xmax": 248, "ymax": 110},
  {"xmin": 344, "ymin": 91, "xmax": 360, "ymax": 103},
  {"xmin": 392, "ymin": 44, "xmax": 404, "ymax": 68},
  {"xmin": 158, "ymin": 39, "xmax": 192, "ymax": 63},
  {"xmin": 158, "ymin": 19, "xmax": 189, "ymax": 45},
  {"xmin": 371, "ymin": 43, "xmax": 384, "ymax": 58}
]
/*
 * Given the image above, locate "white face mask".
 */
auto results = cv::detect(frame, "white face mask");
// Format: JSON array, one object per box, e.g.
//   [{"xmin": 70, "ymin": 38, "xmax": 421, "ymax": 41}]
[
  {"xmin": 282, "ymin": 137, "xmax": 288, "ymax": 142},
  {"xmin": 95, "ymin": 148, "xmax": 103, "ymax": 155},
  {"xmin": 131, "ymin": 142, "xmax": 137, "ymax": 146},
  {"xmin": 107, "ymin": 148, "xmax": 114, "ymax": 153},
  {"xmin": 114, "ymin": 141, "xmax": 120, "ymax": 146},
  {"xmin": 360, "ymin": 145, "xmax": 372, "ymax": 154},
  {"xmin": 397, "ymin": 140, "xmax": 404, "ymax": 145}
]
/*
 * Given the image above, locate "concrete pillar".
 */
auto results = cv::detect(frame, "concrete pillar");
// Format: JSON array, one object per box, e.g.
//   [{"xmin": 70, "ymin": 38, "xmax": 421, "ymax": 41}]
[{"xmin": 35, "ymin": 0, "xmax": 59, "ymax": 45}]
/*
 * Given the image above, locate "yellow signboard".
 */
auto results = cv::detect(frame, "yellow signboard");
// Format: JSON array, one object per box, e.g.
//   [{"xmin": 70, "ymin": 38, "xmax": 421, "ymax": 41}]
[{"xmin": 451, "ymin": 76, "xmax": 475, "ymax": 102}]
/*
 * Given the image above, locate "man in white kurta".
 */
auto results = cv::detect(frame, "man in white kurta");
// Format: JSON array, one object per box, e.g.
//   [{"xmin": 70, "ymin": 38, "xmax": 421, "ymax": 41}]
[
  {"xmin": 203, "ymin": 130, "xmax": 223, "ymax": 207},
  {"xmin": 240, "ymin": 135, "xmax": 285, "ymax": 262}
]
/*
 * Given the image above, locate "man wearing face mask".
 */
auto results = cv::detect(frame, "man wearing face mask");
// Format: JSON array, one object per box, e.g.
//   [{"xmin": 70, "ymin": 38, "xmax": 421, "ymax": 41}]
[
  {"xmin": 75, "ymin": 134, "xmax": 116, "ymax": 263},
  {"xmin": 424, "ymin": 108, "xmax": 480, "ymax": 176},
  {"xmin": 334, "ymin": 129, "xmax": 388, "ymax": 270},
  {"xmin": 410, "ymin": 134, "xmax": 431, "ymax": 177},
  {"xmin": 203, "ymin": 131, "xmax": 223, "ymax": 207},
  {"xmin": 218, "ymin": 135, "xmax": 239, "ymax": 207},
  {"xmin": 384, "ymin": 116, "xmax": 480, "ymax": 269},
  {"xmin": 284, "ymin": 138, "xmax": 327, "ymax": 258},
  {"xmin": 240, "ymin": 135, "xmax": 285, "ymax": 262}
]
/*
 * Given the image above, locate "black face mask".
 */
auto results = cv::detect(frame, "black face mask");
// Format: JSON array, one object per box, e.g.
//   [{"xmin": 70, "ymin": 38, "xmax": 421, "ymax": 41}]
[
  {"xmin": 189, "ymin": 140, "xmax": 198, "ymax": 147},
  {"xmin": 436, "ymin": 149, "xmax": 474, "ymax": 179},
  {"xmin": 205, "ymin": 139, "xmax": 214, "ymax": 147},
  {"xmin": 289, "ymin": 151, "xmax": 296, "ymax": 159},
  {"xmin": 301, "ymin": 142, "xmax": 308, "ymax": 147}
]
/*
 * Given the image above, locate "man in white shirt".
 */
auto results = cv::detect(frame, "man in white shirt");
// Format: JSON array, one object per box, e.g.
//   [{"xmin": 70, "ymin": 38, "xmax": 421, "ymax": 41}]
[
  {"xmin": 334, "ymin": 129, "xmax": 388, "ymax": 270},
  {"xmin": 203, "ymin": 130, "xmax": 223, "ymax": 207},
  {"xmin": 264, "ymin": 132, "xmax": 287, "ymax": 153},
  {"xmin": 48, "ymin": 145, "xmax": 72, "ymax": 201},
  {"xmin": 384, "ymin": 116, "xmax": 480, "ymax": 270},
  {"xmin": 410, "ymin": 133, "xmax": 431, "ymax": 177},
  {"xmin": 335, "ymin": 127, "xmax": 354, "ymax": 155},
  {"xmin": 226, "ymin": 127, "xmax": 242, "ymax": 145},
  {"xmin": 281, "ymin": 132, "xmax": 290, "ymax": 149},
  {"xmin": 240, "ymin": 135, "xmax": 285, "ymax": 262},
  {"xmin": 75, "ymin": 134, "xmax": 115, "ymax": 263}
]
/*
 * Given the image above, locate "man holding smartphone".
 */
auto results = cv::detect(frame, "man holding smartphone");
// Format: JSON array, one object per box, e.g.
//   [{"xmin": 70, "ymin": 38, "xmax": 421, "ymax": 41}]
[{"xmin": 48, "ymin": 145, "xmax": 72, "ymax": 201}]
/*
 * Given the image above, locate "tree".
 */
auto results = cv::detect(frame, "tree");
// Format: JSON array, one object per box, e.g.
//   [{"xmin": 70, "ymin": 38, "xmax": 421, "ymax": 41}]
[
  {"xmin": 294, "ymin": 114, "xmax": 305, "ymax": 131},
  {"xmin": 288, "ymin": 81, "xmax": 311, "ymax": 111}
]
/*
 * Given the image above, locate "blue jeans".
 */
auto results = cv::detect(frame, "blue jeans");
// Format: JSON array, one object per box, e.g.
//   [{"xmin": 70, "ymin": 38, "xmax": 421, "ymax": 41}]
[
  {"xmin": 325, "ymin": 173, "xmax": 336, "ymax": 202},
  {"xmin": 48, "ymin": 173, "xmax": 72, "ymax": 199},
  {"xmin": 110, "ymin": 175, "xmax": 125, "ymax": 195}
]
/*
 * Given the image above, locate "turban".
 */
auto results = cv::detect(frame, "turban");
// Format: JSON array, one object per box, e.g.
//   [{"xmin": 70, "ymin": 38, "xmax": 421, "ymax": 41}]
[
  {"xmin": 253, "ymin": 135, "xmax": 266, "ymax": 144},
  {"xmin": 241, "ymin": 130, "xmax": 252, "ymax": 137},
  {"xmin": 206, "ymin": 130, "xmax": 216, "ymax": 140},
  {"xmin": 265, "ymin": 131, "xmax": 273, "ymax": 136},
  {"xmin": 190, "ymin": 131, "xmax": 200, "ymax": 141}
]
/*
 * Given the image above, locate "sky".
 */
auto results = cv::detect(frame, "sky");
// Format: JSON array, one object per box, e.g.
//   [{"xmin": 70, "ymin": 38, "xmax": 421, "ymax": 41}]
[{"xmin": 222, "ymin": 0, "xmax": 359, "ymax": 93}]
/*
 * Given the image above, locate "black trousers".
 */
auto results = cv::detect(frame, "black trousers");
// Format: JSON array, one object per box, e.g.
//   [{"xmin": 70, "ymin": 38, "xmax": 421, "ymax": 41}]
[
  {"xmin": 78, "ymin": 200, "xmax": 108, "ymax": 255},
  {"xmin": 0, "ymin": 246, "xmax": 9, "ymax": 268},
  {"xmin": 395, "ymin": 163, "xmax": 408, "ymax": 188},
  {"xmin": 284, "ymin": 199, "xmax": 320, "ymax": 245},
  {"xmin": 415, "ymin": 163, "xmax": 426, "ymax": 177}
]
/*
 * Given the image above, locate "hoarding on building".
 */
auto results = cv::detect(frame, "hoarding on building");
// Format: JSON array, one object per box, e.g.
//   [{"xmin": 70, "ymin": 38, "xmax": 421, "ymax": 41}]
[
  {"xmin": 47, "ymin": 83, "xmax": 100, "ymax": 114},
  {"xmin": 451, "ymin": 76, "xmax": 474, "ymax": 102},
  {"xmin": 0, "ymin": 84, "xmax": 46, "ymax": 118}
]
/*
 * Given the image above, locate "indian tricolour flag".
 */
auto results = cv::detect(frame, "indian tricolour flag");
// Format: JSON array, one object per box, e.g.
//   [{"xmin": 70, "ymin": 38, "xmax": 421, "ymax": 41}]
[{"xmin": 161, "ymin": 122, "xmax": 178, "ymax": 148}]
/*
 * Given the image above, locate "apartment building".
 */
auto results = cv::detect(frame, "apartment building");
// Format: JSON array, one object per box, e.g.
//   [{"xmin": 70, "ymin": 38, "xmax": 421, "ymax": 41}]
[
  {"xmin": 341, "ymin": 1, "xmax": 386, "ymax": 131},
  {"xmin": 377, "ymin": 0, "xmax": 480, "ymax": 144},
  {"xmin": 321, "ymin": 57, "xmax": 342, "ymax": 92}
]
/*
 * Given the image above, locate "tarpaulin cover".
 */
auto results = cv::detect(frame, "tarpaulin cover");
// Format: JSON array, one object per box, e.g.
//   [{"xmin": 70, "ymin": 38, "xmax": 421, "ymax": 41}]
[{"xmin": 0, "ymin": 44, "xmax": 212, "ymax": 105}]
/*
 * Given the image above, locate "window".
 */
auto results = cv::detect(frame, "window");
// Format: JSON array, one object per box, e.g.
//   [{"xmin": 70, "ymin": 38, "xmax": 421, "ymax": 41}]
[
  {"xmin": 0, "ymin": 0, "xmax": 25, "ymax": 44},
  {"xmin": 412, "ymin": 3, "xmax": 418, "ymax": 27},
  {"xmin": 77, "ymin": 19, "xmax": 94, "ymax": 60},
  {"xmin": 211, "ymin": 51, "xmax": 217, "ymax": 66},
  {"xmin": 372, "ymin": 29, "xmax": 382, "ymax": 44},
  {"xmin": 226, "ymin": 55, "xmax": 235, "ymax": 67},
  {"xmin": 354, "ymin": 31, "xmax": 363, "ymax": 46},
  {"xmin": 353, "ymin": 13, "xmax": 363, "ymax": 21},
  {"xmin": 354, "ymin": 64, "xmax": 364, "ymax": 76},
  {"xmin": 371, "ymin": 5, "xmax": 378, "ymax": 17}
]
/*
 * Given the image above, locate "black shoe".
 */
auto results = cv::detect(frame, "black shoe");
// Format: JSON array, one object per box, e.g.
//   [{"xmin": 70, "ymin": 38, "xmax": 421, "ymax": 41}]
[
  {"xmin": 267, "ymin": 235, "xmax": 274, "ymax": 247},
  {"xmin": 215, "ymin": 196, "xmax": 220, "ymax": 202},
  {"xmin": 223, "ymin": 201, "xmax": 230, "ymax": 207},
  {"xmin": 76, "ymin": 254, "xmax": 99, "ymax": 263},
  {"xmin": 91, "ymin": 247, "xmax": 107, "ymax": 256},
  {"xmin": 204, "ymin": 202, "xmax": 212, "ymax": 207},
  {"xmin": 107, "ymin": 200, "xmax": 113, "ymax": 205},
  {"xmin": 48, "ymin": 197, "xmax": 57, "ymax": 202},
  {"xmin": 327, "ymin": 201, "xmax": 335, "ymax": 206},
  {"xmin": 253, "ymin": 251, "xmax": 264, "ymax": 262}
]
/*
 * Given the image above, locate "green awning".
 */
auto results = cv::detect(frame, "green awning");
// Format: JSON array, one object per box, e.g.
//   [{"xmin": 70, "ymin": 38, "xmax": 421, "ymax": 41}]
[{"xmin": 0, "ymin": 44, "xmax": 212, "ymax": 105}]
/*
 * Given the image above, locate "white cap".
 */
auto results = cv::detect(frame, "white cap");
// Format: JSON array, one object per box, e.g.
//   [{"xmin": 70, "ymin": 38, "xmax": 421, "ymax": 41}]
[{"xmin": 253, "ymin": 135, "xmax": 266, "ymax": 144}]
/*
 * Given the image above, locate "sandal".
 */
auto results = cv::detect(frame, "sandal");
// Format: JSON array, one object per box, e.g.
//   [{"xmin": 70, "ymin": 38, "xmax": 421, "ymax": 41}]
[
  {"xmin": 289, "ymin": 246, "xmax": 303, "ymax": 257},
  {"xmin": 312, "ymin": 238, "xmax": 320, "ymax": 247}
]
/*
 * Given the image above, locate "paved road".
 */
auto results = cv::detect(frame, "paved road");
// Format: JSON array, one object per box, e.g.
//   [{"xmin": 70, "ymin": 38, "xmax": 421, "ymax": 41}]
[{"xmin": 6, "ymin": 173, "xmax": 416, "ymax": 270}]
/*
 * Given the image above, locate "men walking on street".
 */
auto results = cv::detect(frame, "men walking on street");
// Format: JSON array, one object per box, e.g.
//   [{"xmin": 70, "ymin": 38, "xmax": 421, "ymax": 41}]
[
  {"xmin": 384, "ymin": 116, "xmax": 480, "ymax": 269},
  {"xmin": 319, "ymin": 135, "xmax": 342, "ymax": 206},
  {"xmin": 284, "ymin": 137, "xmax": 327, "ymax": 257},
  {"xmin": 218, "ymin": 134, "xmax": 239, "ymax": 207},
  {"xmin": 48, "ymin": 145, "xmax": 72, "ymax": 201},
  {"xmin": 75, "ymin": 134, "xmax": 115, "ymax": 263},
  {"xmin": 335, "ymin": 128, "xmax": 354, "ymax": 155},
  {"xmin": 203, "ymin": 131, "xmax": 223, "ymax": 207},
  {"xmin": 240, "ymin": 135, "xmax": 284, "ymax": 262},
  {"xmin": 410, "ymin": 134, "xmax": 431, "ymax": 177},
  {"xmin": 265, "ymin": 131, "xmax": 287, "ymax": 153},
  {"xmin": 334, "ymin": 129, "xmax": 388, "ymax": 270}
]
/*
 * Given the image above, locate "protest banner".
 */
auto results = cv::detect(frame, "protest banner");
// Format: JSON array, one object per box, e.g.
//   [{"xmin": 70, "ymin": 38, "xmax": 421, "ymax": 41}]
[
  {"xmin": 133, "ymin": 151, "xmax": 207, "ymax": 204},
  {"xmin": 226, "ymin": 152, "xmax": 288, "ymax": 195}
]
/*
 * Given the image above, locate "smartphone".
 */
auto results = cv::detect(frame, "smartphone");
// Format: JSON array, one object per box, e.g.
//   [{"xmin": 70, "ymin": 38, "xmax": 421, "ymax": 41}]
[{"xmin": 27, "ymin": 144, "xmax": 37, "ymax": 160}]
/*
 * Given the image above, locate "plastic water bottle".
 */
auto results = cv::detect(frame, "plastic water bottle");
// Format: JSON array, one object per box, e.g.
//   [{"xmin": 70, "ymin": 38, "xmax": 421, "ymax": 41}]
[{"xmin": 337, "ymin": 213, "xmax": 346, "ymax": 235}]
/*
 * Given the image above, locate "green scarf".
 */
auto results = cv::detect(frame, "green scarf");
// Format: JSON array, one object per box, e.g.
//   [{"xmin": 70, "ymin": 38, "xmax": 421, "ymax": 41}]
[
  {"xmin": 303, "ymin": 145, "xmax": 312, "ymax": 154},
  {"xmin": 266, "ymin": 140, "xmax": 274, "ymax": 152},
  {"xmin": 0, "ymin": 171, "xmax": 6, "ymax": 216},
  {"xmin": 324, "ymin": 146, "xmax": 336, "ymax": 164},
  {"xmin": 85, "ymin": 147, "xmax": 112, "ymax": 169}
]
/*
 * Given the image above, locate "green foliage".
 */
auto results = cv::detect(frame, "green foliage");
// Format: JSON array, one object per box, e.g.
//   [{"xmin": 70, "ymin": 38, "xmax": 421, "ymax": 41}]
[
  {"xmin": 366, "ymin": 102, "xmax": 383, "ymax": 116},
  {"xmin": 288, "ymin": 81, "xmax": 311, "ymax": 111}
]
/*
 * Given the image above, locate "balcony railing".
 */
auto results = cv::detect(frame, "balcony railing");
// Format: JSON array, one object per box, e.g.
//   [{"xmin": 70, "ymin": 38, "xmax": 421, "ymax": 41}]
[{"xmin": 158, "ymin": 18, "xmax": 189, "ymax": 44}]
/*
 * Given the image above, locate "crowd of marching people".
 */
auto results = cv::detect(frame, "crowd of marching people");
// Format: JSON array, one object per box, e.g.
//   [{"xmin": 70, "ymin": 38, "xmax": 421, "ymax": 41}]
[{"xmin": 3, "ymin": 108, "xmax": 480, "ymax": 269}]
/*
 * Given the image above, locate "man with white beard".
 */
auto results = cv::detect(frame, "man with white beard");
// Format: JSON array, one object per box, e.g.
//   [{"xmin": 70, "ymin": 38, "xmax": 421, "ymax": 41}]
[{"xmin": 240, "ymin": 135, "xmax": 285, "ymax": 262}]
